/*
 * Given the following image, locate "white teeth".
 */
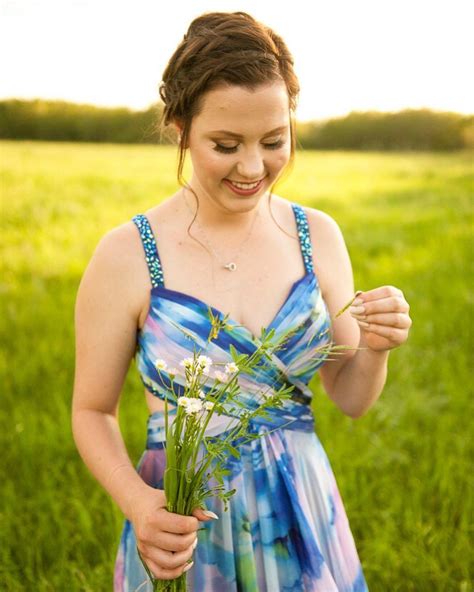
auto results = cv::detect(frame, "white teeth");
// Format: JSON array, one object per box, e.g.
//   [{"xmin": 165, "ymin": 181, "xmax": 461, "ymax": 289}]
[{"xmin": 229, "ymin": 180, "xmax": 260, "ymax": 190}]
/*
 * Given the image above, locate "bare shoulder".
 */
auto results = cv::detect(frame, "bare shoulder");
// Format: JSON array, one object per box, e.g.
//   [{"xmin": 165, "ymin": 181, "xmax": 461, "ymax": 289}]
[
  {"xmin": 301, "ymin": 205, "xmax": 361, "ymax": 408},
  {"xmin": 91, "ymin": 219, "xmax": 149, "ymax": 317},
  {"xmin": 72, "ymin": 220, "xmax": 145, "ymax": 416},
  {"xmin": 301, "ymin": 206, "xmax": 348, "ymax": 297}
]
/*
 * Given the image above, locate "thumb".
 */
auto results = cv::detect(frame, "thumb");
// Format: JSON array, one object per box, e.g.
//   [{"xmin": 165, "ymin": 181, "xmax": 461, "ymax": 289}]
[{"xmin": 191, "ymin": 506, "xmax": 219, "ymax": 522}]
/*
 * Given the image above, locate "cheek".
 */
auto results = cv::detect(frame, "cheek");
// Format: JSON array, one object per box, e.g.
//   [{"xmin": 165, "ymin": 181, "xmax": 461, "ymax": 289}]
[
  {"xmin": 273, "ymin": 149, "xmax": 290, "ymax": 169},
  {"xmin": 198, "ymin": 149, "xmax": 227, "ymax": 171},
  {"xmin": 192, "ymin": 149, "xmax": 224, "ymax": 174},
  {"xmin": 207, "ymin": 154, "xmax": 226, "ymax": 170}
]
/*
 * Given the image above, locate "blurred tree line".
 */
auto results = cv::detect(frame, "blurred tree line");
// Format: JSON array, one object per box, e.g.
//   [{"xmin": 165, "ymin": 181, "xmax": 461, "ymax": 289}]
[{"xmin": 0, "ymin": 98, "xmax": 472, "ymax": 151}]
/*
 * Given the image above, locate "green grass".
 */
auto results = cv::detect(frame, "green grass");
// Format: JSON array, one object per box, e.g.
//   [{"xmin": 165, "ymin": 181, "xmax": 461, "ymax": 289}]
[{"xmin": 1, "ymin": 140, "xmax": 472, "ymax": 591}]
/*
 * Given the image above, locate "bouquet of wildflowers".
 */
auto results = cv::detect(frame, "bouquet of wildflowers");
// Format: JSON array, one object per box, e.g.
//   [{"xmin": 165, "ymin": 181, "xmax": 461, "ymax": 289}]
[{"xmin": 137, "ymin": 293, "xmax": 364, "ymax": 592}]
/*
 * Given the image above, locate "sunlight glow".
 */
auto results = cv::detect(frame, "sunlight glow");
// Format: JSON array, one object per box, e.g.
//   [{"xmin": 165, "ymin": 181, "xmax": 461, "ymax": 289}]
[{"xmin": 0, "ymin": 0, "xmax": 472, "ymax": 121}]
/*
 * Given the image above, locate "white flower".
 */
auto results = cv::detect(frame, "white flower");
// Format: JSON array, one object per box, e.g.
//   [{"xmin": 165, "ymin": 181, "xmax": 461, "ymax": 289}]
[
  {"xmin": 198, "ymin": 355, "xmax": 213, "ymax": 368},
  {"xmin": 214, "ymin": 370, "xmax": 229, "ymax": 382},
  {"xmin": 167, "ymin": 367, "xmax": 179, "ymax": 377},
  {"xmin": 178, "ymin": 396, "xmax": 191, "ymax": 407},
  {"xmin": 225, "ymin": 362, "xmax": 239, "ymax": 374},
  {"xmin": 204, "ymin": 401, "xmax": 215, "ymax": 412},
  {"xmin": 155, "ymin": 358, "xmax": 167, "ymax": 371},
  {"xmin": 198, "ymin": 389, "xmax": 206, "ymax": 399},
  {"xmin": 180, "ymin": 357, "xmax": 195, "ymax": 369},
  {"xmin": 185, "ymin": 399, "xmax": 203, "ymax": 414},
  {"xmin": 194, "ymin": 355, "xmax": 212, "ymax": 375}
]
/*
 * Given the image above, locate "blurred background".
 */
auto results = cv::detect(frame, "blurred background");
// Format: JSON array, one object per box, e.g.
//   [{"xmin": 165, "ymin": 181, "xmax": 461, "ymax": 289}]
[
  {"xmin": 1, "ymin": 0, "xmax": 473, "ymax": 147},
  {"xmin": 1, "ymin": 1, "xmax": 472, "ymax": 590}
]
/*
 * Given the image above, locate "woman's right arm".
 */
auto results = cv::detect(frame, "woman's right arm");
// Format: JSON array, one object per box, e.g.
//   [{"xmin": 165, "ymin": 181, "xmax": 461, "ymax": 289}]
[
  {"xmin": 71, "ymin": 225, "xmax": 215, "ymax": 579},
  {"xmin": 71, "ymin": 226, "xmax": 151, "ymax": 522}
]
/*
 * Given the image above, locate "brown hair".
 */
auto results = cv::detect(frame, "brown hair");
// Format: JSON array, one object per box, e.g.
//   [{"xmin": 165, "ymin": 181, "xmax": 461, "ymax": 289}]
[{"xmin": 157, "ymin": 11, "xmax": 301, "ymax": 239}]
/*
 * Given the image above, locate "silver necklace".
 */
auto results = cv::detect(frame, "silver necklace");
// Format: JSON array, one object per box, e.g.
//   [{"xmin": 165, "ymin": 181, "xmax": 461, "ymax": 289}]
[{"xmin": 181, "ymin": 187, "xmax": 260, "ymax": 272}]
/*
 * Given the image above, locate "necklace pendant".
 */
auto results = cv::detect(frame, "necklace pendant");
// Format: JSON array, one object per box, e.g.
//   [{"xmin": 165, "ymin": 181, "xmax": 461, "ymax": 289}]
[{"xmin": 224, "ymin": 262, "xmax": 237, "ymax": 271}]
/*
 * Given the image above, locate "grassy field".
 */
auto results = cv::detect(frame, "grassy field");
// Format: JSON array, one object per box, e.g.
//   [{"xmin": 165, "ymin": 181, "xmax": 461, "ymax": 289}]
[{"xmin": 1, "ymin": 140, "xmax": 472, "ymax": 591}]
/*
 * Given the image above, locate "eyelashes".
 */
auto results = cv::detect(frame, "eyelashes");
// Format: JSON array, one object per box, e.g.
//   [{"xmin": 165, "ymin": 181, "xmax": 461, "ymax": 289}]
[{"xmin": 212, "ymin": 140, "xmax": 286, "ymax": 154}]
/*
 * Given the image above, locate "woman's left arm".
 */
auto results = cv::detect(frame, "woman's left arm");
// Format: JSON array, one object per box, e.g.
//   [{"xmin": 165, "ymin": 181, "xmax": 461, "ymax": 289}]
[
  {"xmin": 304, "ymin": 208, "xmax": 412, "ymax": 419},
  {"xmin": 332, "ymin": 286, "xmax": 412, "ymax": 418}
]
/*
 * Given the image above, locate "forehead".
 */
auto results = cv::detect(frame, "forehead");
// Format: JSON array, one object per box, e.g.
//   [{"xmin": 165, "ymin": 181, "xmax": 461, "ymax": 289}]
[{"xmin": 194, "ymin": 81, "xmax": 290, "ymax": 136}]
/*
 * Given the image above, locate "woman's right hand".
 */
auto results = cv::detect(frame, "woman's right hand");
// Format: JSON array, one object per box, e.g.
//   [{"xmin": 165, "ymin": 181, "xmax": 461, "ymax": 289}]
[{"xmin": 130, "ymin": 486, "xmax": 217, "ymax": 580}]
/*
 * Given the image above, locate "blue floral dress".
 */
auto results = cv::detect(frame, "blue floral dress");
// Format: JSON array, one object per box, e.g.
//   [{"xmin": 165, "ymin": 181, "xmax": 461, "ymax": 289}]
[{"xmin": 113, "ymin": 202, "xmax": 369, "ymax": 591}]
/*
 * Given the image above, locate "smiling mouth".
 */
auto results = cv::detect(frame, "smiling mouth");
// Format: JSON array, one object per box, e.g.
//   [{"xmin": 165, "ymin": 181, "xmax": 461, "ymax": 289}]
[{"xmin": 226, "ymin": 177, "xmax": 266, "ymax": 188}]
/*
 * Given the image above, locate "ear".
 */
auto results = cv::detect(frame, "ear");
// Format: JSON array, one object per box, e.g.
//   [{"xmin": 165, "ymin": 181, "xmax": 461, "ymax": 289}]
[
  {"xmin": 172, "ymin": 121, "xmax": 184, "ymax": 146},
  {"xmin": 172, "ymin": 118, "xmax": 183, "ymax": 136}
]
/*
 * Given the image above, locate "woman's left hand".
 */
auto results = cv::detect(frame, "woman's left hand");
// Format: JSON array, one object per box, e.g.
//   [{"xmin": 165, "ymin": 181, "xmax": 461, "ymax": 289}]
[{"xmin": 349, "ymin": 286, "xmax": 412, "ymax": 353}]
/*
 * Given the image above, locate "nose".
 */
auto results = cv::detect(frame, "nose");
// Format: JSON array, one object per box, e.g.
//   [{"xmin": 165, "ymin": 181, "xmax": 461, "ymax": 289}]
[{"xmin": 235, "ymin": 147, "xmax": 266, "ymax": 181}]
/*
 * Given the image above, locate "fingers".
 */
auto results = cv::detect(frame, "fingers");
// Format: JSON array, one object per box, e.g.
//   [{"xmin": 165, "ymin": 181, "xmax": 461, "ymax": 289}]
[
  {"xmin": 137, "ymin": 536, "xmax": 197, "ymax": 580},
  {"xmin": 141, "ymin": 555, "xmax": 194, "ymax": 581},
  {"xmin": 155, "ymin": 508, "xmax": 199, "ymax": 535},
  {"xmin": 191, "ymin": 506, "xmax": 219, "ymax": 522},
  {"xmin": 352, "ymin": 311, "xmax": 412, "ymax": 328},
  {"xmin": 154, "ymin": 530, "xmax": 197, "ymax": 553},
  {"xmin": 356, "ymin": 322, "xmax": 408, "ymax": 341},
  {"xmin": 349, "ymin": 289, "xmax": 412, "ymax": 335},
  {"xmin": 150, "ymin": 539, "xmax": 197, "ymax": 571},
  {"xmin": 134, "ymin": 504, "xmax": 217, "ymax": 581},
  {"xmin": 357, "ymin": 286, "xmax": 407, "ymax": 305},
  {"xmin": 350, "ymin": 294, "xmax": 409, "ymax": 315}
]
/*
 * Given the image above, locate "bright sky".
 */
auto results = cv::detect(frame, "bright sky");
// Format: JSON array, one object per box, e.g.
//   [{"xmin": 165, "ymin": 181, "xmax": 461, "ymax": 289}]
[{"xmin": 1, "ymin": 0, "xmax": 472, "ymax": 122}]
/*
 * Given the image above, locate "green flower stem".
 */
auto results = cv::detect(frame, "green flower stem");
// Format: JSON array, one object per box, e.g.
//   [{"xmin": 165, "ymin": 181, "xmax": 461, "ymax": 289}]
[
  {"xmin": 186, "ymin": 375, "xmax": 239, "ymax": 478},
  {"xmin": 138, "ymin": 315, "xmax": 364, "ymax": 591}
]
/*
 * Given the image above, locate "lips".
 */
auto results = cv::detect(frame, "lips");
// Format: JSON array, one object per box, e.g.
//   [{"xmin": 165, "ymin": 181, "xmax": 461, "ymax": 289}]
[
  {"xmin": 223, "ymin": 177, "xmax": 265, "ymax": 196},
  {"xmin": 227, "ymin": 178, "xmax": 263, "ymax": 185}
]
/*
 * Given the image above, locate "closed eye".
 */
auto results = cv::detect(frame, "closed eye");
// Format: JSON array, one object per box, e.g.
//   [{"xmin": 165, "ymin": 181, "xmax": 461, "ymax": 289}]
[{"xmin": 213, "ymin": 140, "xmax": 286, "ymax": 154}]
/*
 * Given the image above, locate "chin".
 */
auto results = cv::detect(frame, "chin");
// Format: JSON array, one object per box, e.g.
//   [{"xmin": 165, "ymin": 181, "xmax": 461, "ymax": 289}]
[{"xmin": 223, "ymin": 191, "xmax": 267, "ymax": 205}]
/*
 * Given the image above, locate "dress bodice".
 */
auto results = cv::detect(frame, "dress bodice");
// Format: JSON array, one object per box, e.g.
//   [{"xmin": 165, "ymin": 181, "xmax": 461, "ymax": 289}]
[{"xmin": 131, "ymin": 202, "xmax": 333, "ymax": 438}]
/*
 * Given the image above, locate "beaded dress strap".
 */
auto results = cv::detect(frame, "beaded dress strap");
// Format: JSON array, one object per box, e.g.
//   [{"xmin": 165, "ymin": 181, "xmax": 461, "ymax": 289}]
[
  {"xmin": 291, "ymin": 203, "xmax": 314, "ymax": 274},
  {"xmin": 131, "ymin": 214, "xmax": 165, "ymax": 288}
]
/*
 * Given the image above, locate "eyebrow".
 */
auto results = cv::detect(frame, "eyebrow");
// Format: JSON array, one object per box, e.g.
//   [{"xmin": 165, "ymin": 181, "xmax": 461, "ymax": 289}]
[{"xmin": 208, "ymin": 125, "xmax": 288, "ymax": 139}]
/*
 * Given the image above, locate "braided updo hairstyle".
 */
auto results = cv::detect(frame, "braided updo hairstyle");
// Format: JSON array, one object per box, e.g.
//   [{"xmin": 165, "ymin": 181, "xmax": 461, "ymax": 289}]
[{"xmin": 158, "ymin": 11, "xmax": 300, "ymax": 198}]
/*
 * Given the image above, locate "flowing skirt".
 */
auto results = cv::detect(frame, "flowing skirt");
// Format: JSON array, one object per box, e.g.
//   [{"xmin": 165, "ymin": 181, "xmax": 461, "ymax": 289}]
[{"xmin": 113, "ymin": 414, "xmax": 368, "ymax": 592}]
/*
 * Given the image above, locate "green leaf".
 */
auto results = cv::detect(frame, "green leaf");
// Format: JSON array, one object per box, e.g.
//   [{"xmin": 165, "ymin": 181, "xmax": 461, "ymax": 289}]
[
  {"xmin": 229, "ymin": 343, "xmax": 238, "ymax": 361},
  {"xmin": 227, "ymin": 444, "xmax": 241, "ymax": 459}
]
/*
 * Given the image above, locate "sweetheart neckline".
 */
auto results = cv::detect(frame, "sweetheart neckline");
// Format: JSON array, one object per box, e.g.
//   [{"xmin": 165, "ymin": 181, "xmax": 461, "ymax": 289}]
[{"xmin": 139, "ymin": 270, "xmax": 318, "ymax": 342}]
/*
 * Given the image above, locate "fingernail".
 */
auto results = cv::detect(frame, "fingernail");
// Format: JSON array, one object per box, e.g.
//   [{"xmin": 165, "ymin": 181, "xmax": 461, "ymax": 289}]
[
  {"xmin": 349, "ymin": 305, "xmax": 365, "ymax": 315},
  {"xmin": 183, "ymin": 561, "xmax": 194, "ymax": 573},
  {"xmin": 192, "ymin": 537, "xmax": 198, "ymax": 549},
  {"xmin": 352, "ymin": 298, "xmax": 363, "ymax": 306},
  {"xmin": 358, "ymin": 320, "xmax": 369, "ymax": 327},
  {"xmin": 202, "ymin": 510, "xmax": 219, "ymax": 520}
]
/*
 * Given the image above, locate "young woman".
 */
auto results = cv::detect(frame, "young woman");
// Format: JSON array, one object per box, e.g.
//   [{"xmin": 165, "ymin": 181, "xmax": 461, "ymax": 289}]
[{"xmin": 72, "ymin": 11, "xmax": 411, "ymax": 592}]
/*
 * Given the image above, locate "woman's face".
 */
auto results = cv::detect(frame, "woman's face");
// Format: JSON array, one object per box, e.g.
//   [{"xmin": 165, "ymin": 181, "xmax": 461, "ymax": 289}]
[{"xmin": 181, "ymin": 80, "xmax": 292, "ymax": 214}]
